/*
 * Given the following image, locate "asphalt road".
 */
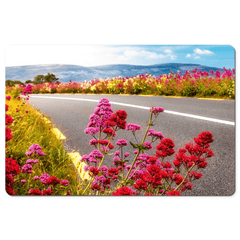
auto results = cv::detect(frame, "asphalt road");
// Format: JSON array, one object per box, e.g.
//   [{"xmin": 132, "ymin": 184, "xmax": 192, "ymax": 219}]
[{"xmin": 29, "ymin": 94, "xmax": 235, "ymax": 196}]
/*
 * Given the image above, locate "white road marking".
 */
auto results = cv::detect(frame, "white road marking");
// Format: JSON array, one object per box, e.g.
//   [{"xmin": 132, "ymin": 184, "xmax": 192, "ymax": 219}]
[{"xmin": 30, "ymin": 95, "xmax": 235, "ymax": 126}]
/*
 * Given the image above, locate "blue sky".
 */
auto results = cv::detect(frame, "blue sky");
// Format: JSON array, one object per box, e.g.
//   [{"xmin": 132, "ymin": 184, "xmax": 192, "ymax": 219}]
[{"xmin": 6, "ymin": 45, "xmax": 235, "ymax": 69}]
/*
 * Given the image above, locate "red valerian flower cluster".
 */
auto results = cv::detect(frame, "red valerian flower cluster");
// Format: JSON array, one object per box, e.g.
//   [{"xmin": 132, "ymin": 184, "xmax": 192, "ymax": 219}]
[
  {"xmin": 105, "ymin": 110, "xmax": 127, "ymax": 130},
  {"xmin": 5, "ymin": 127, "xmax": 13, "ymax": 142},
  {"xmin": 5, "ymin": 114, "xmax": 14, "ymax": 126},
  {"xmin": 89, "ymin": 166, "xmax": 100, "ymax": 176},
  {"xmin": 5, "ymin": 104, "xmax": 14, "ymax": 147},
  {"xmin": 5, "ymin": 158, "xmax": 20, "ymax": 195},
  {"xmin": 131, "ymin": 131, "xmax": 213, "ymax": 195},
  {"xmin": 102, "ymin": 128, "xmax": 116, "ymax": 137},
  {"xmin": 107, "ymin": 167, "xmax": 119, "ymax": 177},
  {"xmin": 166, "ymin": 190, "xmax": 181, "ymax": 196},
  {"xmin": 5, "ymin": 101, "xmax": 20, "ymax": 195},
  {"xmin": 194, "ymin": 131, "xmax": 214, "ymax": 146},
  {"xmin": 112, "ymin": 186, "xmax": 134, "ymax": 195},
  {"xmin": 46, "ymin": 176, "xmax": 60, "ymax": 185},
  {"xmin": 98, "ymin": 140, "xmax": 114, "ymax": 150},
  {"xmin": 155, "ymin": 138, "xmax": 175, "ymax": 158},
  {"xmin": 29, "ymin": 188, "xmax": 53, "ymax": 196},
  {"xmin": 29, "ymin": 189, "xmax": 43, "ymax": 195}
]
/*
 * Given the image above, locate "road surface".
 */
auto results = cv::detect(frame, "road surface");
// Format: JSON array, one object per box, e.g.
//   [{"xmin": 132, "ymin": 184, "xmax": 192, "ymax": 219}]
[{"xmin": 29, "ymin": 94, "xmax": 235, "ymax": 196}]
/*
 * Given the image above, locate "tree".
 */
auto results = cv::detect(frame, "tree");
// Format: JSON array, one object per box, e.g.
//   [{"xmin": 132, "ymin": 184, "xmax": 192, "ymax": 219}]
[
  {"xmin": 33, "ymin": 74, "xmax": 44, "ymax": 83},
  {"xmin": 43, "ymin": 73, "xmax": 59, "ymax": 83},
  {"xmin": 25, "ymin": 80, "xmax": 33, "ymax": 84},
  {"xmin": 32, "ymin": 73, "xmax": 59, "ymax": 84},
  {"xmin": 5, "ymin": 79, "xmax": 25, "ymax": 87}
]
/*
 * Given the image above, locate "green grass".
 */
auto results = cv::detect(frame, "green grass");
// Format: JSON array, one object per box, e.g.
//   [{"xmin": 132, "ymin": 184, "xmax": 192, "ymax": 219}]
[{"xmin": 5, "ymin": 93, "xmax": 80, "ymax": 195}]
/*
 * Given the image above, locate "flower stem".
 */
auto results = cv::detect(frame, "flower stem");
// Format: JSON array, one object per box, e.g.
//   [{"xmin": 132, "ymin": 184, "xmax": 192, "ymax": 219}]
[
  {"xmin": 174, "ymin": 164, "xmax": 195, "ymax": 191},
  {"xmin": 124, "ymin": 108, "xmax": 153, "ymax": 183},
  {"xmin": 97, "ymin": 129, "xmax": 101, "ymax": 151},
  {"xmin": 98, "ymin": 133, "xmax": 114, "ymax": 169},
  {"xmin": 82, "ymin": 132, "xmax": 115, "ymax": 195}
]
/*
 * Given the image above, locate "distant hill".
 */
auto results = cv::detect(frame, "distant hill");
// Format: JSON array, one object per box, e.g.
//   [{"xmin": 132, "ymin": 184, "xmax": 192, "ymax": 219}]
[{"xmin": 5, "ymin": 63, "xmax": 222, "ymax": 83}]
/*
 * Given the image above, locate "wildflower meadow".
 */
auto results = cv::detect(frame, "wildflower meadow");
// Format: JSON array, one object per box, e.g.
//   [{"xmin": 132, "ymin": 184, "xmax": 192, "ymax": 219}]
[{"xmin": 6, "ymin": 68, "xmax": 235, "ymax": 99}]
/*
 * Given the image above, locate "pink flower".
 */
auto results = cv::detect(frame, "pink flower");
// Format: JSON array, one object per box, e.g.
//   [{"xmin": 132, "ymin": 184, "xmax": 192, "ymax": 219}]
[
  {"xmin": 126, "ymin": 123, "xmax": 141, "ymax": 132},
  {"xmin": 6, "ymin": 96, "xmax": 11, "ymax": 100},
  {"xmin": 114, "ymin": 151, "xmax": 120, "ymax": 156},
  {"xmin": 89, "ymin": 150, "xmax": 104, "ymax": 159},
  {"xmin": 26, "ymin": 159, "xmax": 34, "ymax": 164},
  {"xmin": 101, "ymin": 146, "xmax": 110, "ymax": 152},
  {"xmin": 26, "ymin": 144, "xmax": 45, "ymax": 156},
  {"xmin": 143, "ymin": 142, "xmax": 153, "ymax": 149},
  {"xmin": 150, "ymin": 107, "xmax": 164, "ymax": 115},
  {"xmin": 25, "ymin": 110, "xmax": 28, "ymax": 113},
  {"xmin": 40, "ymin": 174, "xmax": 50, "ymax": 184},
  {"xmin": 36, "ymin": 150, "xmax": 45, "ymax": 156},
  {"xmin": 124, "ymin": 152, "xmax": 129, "ymax": 157},
  {"xmin": 87, "ymin": 98, "xmax": 113, "ymax": 129},
  {"xmin": 113, "ymin": 156, "xmax": 120, "ymax": 165},
  {"xmin": 99, "ymin": 165, "xmax": 108, "ymax": 172},
  {"xmin": 21, "ymin": 179, "xmax": 26, "ymax": 183},
  {"xmin": 147, "ymin": 129, "xmax": 164, "ymax": 140},
  {"xmin": 33, "ymin": 176, "xmax": 40, "ymax": 180},
  {"xmin": 61, "ymin": 180, "xmax": 70, "ymax": 186},
  {"xmin": 22, "ymin": 84, "xmax": 32, "ymax": 95},
  {"xmin": 25, "ymin": 151, "xmax": 32, "ymax": 156},
  {"xmin": 21, "ymin": 164, "xmax": 33, "ymax": 173},
  {"xmin": 29, "ymin": 143, "xmax": 42, "ymax": 152},
  {"xmin": 116, "ymin": 139, "xmax": 128, "ymax": 146},
  {"xmin": 89, "ymin": 139, "xmax": 98, "ymax": 146},
  {"xmin": 84, "ymin": 127, "xmax": 100, "ymax": 136}
]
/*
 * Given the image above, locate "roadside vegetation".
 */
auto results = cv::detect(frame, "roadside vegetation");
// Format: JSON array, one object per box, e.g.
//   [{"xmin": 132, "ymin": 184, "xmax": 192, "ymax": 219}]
[
  {"xmin": 6, "ymin": 68, "xmax": 235, "ymax": 99},
  {"xmin": 5, "ymin": 89, "xmax": 79, "ymax": 195}
]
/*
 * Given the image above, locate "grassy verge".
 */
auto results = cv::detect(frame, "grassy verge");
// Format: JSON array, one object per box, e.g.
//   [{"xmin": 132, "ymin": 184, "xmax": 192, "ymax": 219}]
[{"xmin": 5, "ymin": 93, "xmax": 80, "ymax": 195}]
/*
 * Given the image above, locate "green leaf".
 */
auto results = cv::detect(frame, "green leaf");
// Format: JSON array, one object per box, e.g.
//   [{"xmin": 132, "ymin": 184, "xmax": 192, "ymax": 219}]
[{"xmin": 130, "ymin": 141, "xmax": 138, "ymax": 149}]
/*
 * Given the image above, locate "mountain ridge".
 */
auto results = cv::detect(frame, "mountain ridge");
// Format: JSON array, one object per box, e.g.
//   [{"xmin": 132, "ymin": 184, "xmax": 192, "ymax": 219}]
[{"xmin": 5, "ymin": 63, "xmax": 223, "ymax": 83}]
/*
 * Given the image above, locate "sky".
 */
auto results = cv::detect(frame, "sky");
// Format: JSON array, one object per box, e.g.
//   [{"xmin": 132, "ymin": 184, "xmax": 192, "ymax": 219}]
[{"xmin": 5, "ymin": 45, "xmax": 235, "ymax": 69}]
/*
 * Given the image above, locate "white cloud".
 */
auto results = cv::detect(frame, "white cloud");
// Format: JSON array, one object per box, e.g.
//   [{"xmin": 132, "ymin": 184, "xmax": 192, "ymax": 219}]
[
  {"xmin": 185, "ymin": 48, "xmax": 213, "ymax": 60},
  {"xmin": 194, "ymin": 48, "xmax": 213, "ymax": 55},
  {"xmin": 123, "ymin": 49, "xmax": 176, "ymax": 60},
  {"xmin": 164, "ymin": 49, "xmax": 173, "ymax": 54},
  {"xmin": 170, "ymin": 54, "xmax": 177, "ymax": 60},
  {"xmin": 124, "ymin": 50, "xmax": 140, "ymax": 57}
]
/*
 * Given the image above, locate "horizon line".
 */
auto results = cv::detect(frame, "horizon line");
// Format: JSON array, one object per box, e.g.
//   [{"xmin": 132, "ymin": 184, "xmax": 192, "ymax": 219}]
[{"xmin": 5, "ymin": 62, "xmax": 228, "ymax": 69}]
